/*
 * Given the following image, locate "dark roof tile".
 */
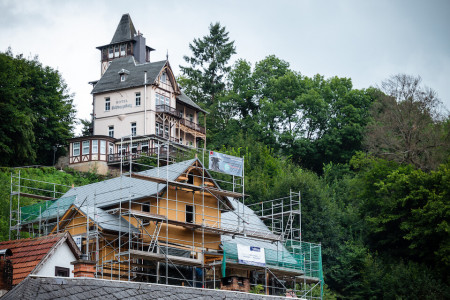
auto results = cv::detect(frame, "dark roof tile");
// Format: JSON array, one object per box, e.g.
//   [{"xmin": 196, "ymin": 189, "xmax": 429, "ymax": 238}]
[
  {"xmin": 5, "ymin": 276, "xmax": 289, "ymax": 299},
  {"xmin": 110, "ymin": 14, "xmax": 137, "ymax": 44},
  {"xmin": 91, "ymin": 57, "xmax": 166, "ymax": 94}
]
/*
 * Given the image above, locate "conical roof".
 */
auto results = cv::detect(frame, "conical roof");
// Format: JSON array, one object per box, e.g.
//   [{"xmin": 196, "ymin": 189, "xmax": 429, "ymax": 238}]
[{"xmin": 111, "ymin": 14, "xmax": 137, "ymax": 44}]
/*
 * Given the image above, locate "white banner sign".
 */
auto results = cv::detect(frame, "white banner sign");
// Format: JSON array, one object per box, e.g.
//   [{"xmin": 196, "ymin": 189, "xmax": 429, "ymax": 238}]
[{"xmin": 237, "ymin": 244, "xmax": 266, "ymax": 267}]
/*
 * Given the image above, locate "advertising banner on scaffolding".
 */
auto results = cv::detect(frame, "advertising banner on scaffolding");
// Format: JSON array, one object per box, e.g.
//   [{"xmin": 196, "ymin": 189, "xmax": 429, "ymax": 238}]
[
  {"xmin": 208, "ymin": 151, "xmax": 244, "ymax": 177},
  {"xmin": 237, "ymin": 244, "xmax": 266, "ymax": 267}
]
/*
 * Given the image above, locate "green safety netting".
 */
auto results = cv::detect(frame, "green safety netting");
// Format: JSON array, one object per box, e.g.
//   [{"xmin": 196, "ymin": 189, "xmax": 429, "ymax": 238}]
[
  {"xmin": 20, "ymin": 200, "xmax": 56, "ymax": 223},
  {"xmin": 222, "ymin": 240, "xmax": 323, "ymax": 282},
  {"xmin": 285, "ymin": 240, "xmax": 323, "ymax": 281},
  {"xmin": 20, "ymin": 195, "xmax": 76, "ymax": 223}
]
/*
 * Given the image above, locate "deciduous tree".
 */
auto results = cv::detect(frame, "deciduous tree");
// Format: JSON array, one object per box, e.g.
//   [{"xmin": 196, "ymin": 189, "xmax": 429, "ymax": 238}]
[
  {"xmin": 364, "ymin": 74, "xmax": 449, "ymax": 170},
  {"xmin": 0, "ymin": 50, "xmax": 76, "ymax": 166}
]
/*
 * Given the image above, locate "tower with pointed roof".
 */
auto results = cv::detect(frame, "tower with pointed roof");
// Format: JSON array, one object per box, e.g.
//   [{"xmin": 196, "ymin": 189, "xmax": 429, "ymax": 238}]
[
  {"xmin": 66, "ymin": 14, "xmax": 207, "ymax": 174},
  {"xmin": 96, "ymin": 14, "xmax": 155, "ymax": 76}
]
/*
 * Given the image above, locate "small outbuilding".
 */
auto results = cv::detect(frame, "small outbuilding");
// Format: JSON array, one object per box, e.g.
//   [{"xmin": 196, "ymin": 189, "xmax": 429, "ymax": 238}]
[{"xmin": 0, "ymin": 232, "xmax": 81, "ymax": 294}]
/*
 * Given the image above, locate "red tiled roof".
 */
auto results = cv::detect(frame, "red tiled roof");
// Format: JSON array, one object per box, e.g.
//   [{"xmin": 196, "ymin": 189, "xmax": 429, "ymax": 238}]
[{"xmin": 0, "ymin": 233, "xmax": 66, "ymax": 285}]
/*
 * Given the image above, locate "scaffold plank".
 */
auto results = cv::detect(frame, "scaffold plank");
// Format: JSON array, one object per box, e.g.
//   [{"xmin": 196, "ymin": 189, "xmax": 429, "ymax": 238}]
[
  {"xmin": 204, "ymin": 187, "xmax": 245, "ymax": 198},
  {"xmin": 123, "ymin": 250, "xmax": 203, "ymax": 266},
  {"xmin": 259, "ymin": 210, "xmax": 301, "ymax": 220},
  {"xmin": 15, "ymin": 192, "xmax": 55, "ymax": 201},
  {"xmin": 125, "ymin": 210, "xmax": 166, "ymax": 221}
]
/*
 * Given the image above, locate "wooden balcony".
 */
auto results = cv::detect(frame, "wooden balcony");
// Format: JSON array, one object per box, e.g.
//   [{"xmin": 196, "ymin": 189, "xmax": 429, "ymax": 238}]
[
  {"xmin": 180, "ymin": 118, "xmax": 205, "ymax": 134},
  {"xmin": 155, "ymin": 132, "xmax": 180, "ymax": 143},
  {"xmin": 155, "ymin": 105, "xmax": 180, "ymax": 118}
]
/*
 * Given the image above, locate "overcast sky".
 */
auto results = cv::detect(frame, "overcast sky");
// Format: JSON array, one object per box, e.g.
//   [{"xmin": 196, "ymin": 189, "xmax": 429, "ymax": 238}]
[{"xmin": 1, "ymin": 0, "xmax": 449, "ymax": 134}]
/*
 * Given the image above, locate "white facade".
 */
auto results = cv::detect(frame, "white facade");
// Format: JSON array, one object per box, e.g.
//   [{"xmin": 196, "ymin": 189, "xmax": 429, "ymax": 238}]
[
  {"xmin": 93, "ymin": 69, "xmax": 202, "ymax": 146},
  {"xmin": 35, "ymin": 241, "xmax": 77, "ymax": 277}
]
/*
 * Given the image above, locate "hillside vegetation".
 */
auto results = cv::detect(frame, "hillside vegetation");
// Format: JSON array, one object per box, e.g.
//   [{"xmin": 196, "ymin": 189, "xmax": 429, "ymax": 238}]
[{"xmin": 1, "ymin": 23, "xmax": 449, "ymax": 298}]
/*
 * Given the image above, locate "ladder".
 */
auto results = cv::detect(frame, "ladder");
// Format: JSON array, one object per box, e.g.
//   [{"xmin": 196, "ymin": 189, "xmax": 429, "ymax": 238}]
[{"xmin": 149, "ymin": 221, "xmax": 162, "ymax": 253}]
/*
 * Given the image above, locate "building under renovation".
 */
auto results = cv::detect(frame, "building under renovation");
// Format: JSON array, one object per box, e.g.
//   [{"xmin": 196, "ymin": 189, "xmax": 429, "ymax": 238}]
[
  {"xmin": 10, "ymin": 146, "xmax": 323, "ymax": 298},
  {"xmin": 7, "ymin": 13, "xmax": 323, "ymax": 299}
]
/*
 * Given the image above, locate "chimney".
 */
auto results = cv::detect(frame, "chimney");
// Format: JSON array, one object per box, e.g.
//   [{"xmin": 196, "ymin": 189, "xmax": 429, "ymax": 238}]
[
  {"xmin": 0, "ymin": 249, "xmax": 13, "ymax": 294},
  {"xmin": 71, "ymin": 254, "xmax": 96, "ymax": 278}
]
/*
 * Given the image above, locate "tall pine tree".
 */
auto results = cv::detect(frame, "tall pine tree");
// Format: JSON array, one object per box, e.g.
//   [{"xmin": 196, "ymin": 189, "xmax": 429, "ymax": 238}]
[{"xmin": 180, "ymin": 22, "xmax": 236, "ymax": 108}]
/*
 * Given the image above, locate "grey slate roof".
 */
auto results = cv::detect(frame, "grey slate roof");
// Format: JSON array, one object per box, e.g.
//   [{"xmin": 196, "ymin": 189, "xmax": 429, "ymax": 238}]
[
  {"xmin": 62, "ymin": 158, "xmax": 197, "ymax": 209},
  {"xmin": 221, "ymin": 198, "xmax": 297, "ymax": 265},
  {"xmin": 77, "ymin": 205, "xmax": 139, "ymax": 234},
  {"xmin": 177, "ymin": 91, "xmax": 207, "ymax": 113},
  {"xmin": 91, "ymin": 57, "xmax": 166, "ymax": 94},
  {"xmin": 111, "ymin": 14, "xmax": 137, "ymax": 44},
  {"xmin": 4, "ymin": 276, "xmax": 288, "ymax": 299}
]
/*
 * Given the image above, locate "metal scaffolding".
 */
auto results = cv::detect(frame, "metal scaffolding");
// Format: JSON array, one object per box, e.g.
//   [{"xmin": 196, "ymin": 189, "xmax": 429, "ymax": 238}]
[{"xmin": 9, "ymin": 141, "xmax": 323, "ymax": 298}]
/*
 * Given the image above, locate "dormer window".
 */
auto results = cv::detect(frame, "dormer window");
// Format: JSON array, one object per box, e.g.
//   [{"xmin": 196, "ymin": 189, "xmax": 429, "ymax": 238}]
[{"xmin": 118, "ymin": 69, "xmax": 130, "ymax": 82}]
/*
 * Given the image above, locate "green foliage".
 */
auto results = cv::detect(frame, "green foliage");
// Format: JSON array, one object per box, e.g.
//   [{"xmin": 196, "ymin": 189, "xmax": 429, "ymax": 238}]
[
  {"xmin": 202, "ymin": 55, "xmax": 375, "ymax": 173},
  {"xmin": 0, "ymin": 167, "xmax": 107, "ymax": 241},
  {"xmin": 79, "ymin": 118, "xmax": 92, "ymax": 136},
  {"xmin": 0, "ymin": 49, "xmax": 76, "ymax": 166},
  {"xmin": 249, "ymin": 284, "xmax": 264, "ymax": 294},
  {"xmin": 350, "ymin": 154, "xmax": 450, "ymax": 274}
]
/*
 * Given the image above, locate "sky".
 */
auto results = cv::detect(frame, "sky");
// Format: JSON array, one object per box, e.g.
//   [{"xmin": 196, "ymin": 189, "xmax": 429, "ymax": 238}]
[{"xmin": 1, "ymin": 0, "xmax": 449, "ymax": 134}]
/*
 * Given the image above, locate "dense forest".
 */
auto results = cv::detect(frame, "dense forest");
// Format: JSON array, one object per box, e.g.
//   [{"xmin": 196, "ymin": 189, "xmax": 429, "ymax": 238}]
[{"xmin": 1, "ymin": 23, "xmax": 449, "ymax": 299}]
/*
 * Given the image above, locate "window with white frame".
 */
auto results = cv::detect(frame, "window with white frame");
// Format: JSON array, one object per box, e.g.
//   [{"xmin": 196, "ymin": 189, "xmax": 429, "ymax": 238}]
[
  {"xmin": 155, "ymin": 93, "xmax": 161, "ymax": 106},
  {"xmin": 161, "ymin": 72, "xmax": 167, "ymax": 83},
  {"xmin": 108, "ymin": 126, "xmax": 114, "ymax": 138},
  {"xmin": 108, "ymin": 47, "xmax": 113, "ymax": 59},
  {"xmin": 131, "ymin": 143, "xmax": 138, "ymax": 153},
  {"xmin": 131, "ymin": 122, "xmax": 137, "ymax": 136},
  {"xmin": 164, "ymin": 125, "xmax": 169, "ymax": 137},
  {"xmin": 105, "ymin": 98, "xmax": 110, "ymax": 111},
  {"xmin": 92, "ymin": 140, "xmax": 98, "ymax": 154},
  {"xmin": 120, "ymin": 44, "xmax": 126, "ymax": 56},
  {"xmin": 73, "ymin": 142, "xmax": 80, "ymax": 156},
  {"xmin": 165, "ymin": 96, "xmax": 170, "ymax": 106},
  {"xmin": 135, "ymin": 92, "xmax": 141, "ymax": 106},
  {"xmin": 108, "ymin": 142, "xmax": 114, "ymax": 154},
  {"xmin": 155, "ymin": 122, "xmax": 163, "ymax": 136},
  {"xmin": 119, "ymin": 145, "xmax": 127, "ymax": 156},
  {"xmin": 120, "ymin": 74, "xmax": 126, "ymax": 82},
  {"xmin": 114, "ymin": 45, "xmax": 119, "ymax": 57},
  {"xmin": 100, "ymin": 140, "xmax": 106, "ymax": 155},
  {"xmin": 141, "ymin": 141, "xmax": 149, "ymax": 153},
  {"xmin": 82, "ymin": 141, "xmax": 90, "ymax": 155}
]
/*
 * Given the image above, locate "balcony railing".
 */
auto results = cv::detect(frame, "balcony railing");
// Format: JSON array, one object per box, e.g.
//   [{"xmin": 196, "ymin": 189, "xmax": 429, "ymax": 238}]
[
  {"xmin": 181, "ymin": 118, "xmax": 205, "ymax": 134},
  {"xmin": 155, "ymin": 105, "xmax": 180, "ymax": 118},
  {"xmin": 107, "ymin": 147, "xmax": 178, "ymax": 163},
  {"xmin": 155, "ymin": 132, "xmax": 180, "ymax": 143}
]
